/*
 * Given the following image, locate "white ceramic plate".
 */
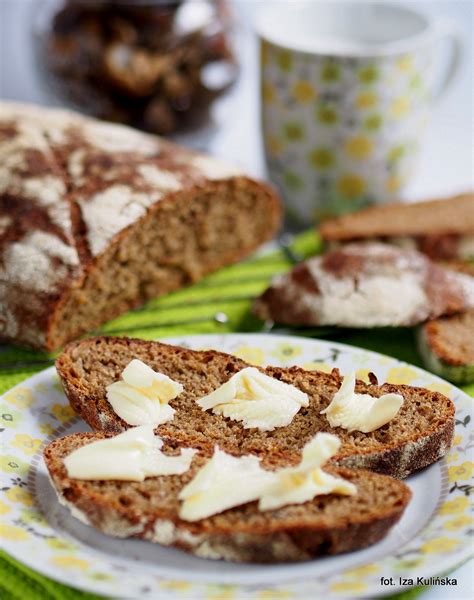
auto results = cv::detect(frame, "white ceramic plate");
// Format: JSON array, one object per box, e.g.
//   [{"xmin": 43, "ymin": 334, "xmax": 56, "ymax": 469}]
[{"xmin": 1, "ymin": 334, "xmax": 472, "ymax": 599}]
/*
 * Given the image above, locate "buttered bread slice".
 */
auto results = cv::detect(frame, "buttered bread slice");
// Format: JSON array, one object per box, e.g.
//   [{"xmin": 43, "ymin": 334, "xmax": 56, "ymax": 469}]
[
  {"xmin": 44, "ymin": 432, "xmax": 411, "ymax": 562},
  {"xmin": 56, "ymin": 336, "xmax": 455, "ymax": 479}
]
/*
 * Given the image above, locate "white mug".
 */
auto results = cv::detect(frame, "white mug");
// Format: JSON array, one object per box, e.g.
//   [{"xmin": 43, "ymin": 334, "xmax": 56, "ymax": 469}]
[{"xmin": 256, "ymin": 1, "xmax": 463, "ymax": 225}]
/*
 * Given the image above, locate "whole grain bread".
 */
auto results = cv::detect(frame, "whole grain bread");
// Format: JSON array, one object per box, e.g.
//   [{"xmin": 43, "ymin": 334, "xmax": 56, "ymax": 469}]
[
  {"xmin": 418, "ymin": 310, "xmax": 474, "ymax": 384},
  {"xmin": 44, "ymin": 432, "xmax": 411, "ymax": 562},
  {"xmin": 0, "ymin": 102, "xmax": 280, "ymax": 351},
  {"xmin": 252, "ymin": 243, "xmax": 474, "ymax": 328},
  {"xmin": 319, "ymin": 194, "xmax": 474, "ymax": 261},
  {"xmin": 56, "ymin": 336, "xmax": 455, "ymax": 479}
]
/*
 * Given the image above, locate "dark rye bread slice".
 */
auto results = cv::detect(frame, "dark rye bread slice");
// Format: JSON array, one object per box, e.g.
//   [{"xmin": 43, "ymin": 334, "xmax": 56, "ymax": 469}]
[
  {"xmin": 56, "ymin": 336, "xmax": 455, "ymax": 479},
  {"xmin": 418, "ymin": 310, "xmax": 474, "ymax": 384},
  {"xmin": 252, "ymin": 243, "xmax": 474, "ymax": 328},
  {"xmin": 44, "ymin": 432, "xmax": 411, "ymax": 562},
  {"xmin": 0, "ymin": 102, "xmax": 280, "ymax": 351},
  {"xmin": 319, "ymin": 193, "xmax": 474, "ymax": 261}
]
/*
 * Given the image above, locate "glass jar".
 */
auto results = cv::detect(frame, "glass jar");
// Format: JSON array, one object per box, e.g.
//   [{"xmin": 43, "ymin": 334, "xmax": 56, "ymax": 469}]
[{"xmin": 33, "ymin": 0, "xmax": 237, "ymax": 135}]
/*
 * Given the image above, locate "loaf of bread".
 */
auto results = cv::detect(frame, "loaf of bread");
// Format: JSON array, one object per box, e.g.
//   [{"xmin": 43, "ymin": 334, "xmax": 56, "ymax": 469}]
[
  {"xmin": 252, "ymin": 243, "xmax": 474, "ymax": 328},
  {"xmin": 0, "ymin": 102, "xmax": 281, "ymax": 351},
  {"xmin": 418, "ymin": 310, "xmax": 474, "ymax": 384},
  {"xmin": 319, "ymin": 193, "xmax": 474, "ymax": 262},
  {"xmin": 44, "ymin": 432, "xmax": 411, "ymax": 562},
  {"xmin": 56, "ymin": 336, "xmax": 455, "ymax": 479}
]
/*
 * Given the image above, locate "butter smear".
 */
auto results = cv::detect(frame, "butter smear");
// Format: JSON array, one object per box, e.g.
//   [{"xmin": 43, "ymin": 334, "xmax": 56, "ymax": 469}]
[
  {"xmin": 196, "ymin": 367, "xmax": 309, "ymax": 430},
  {"xmin": 64, "ymin": 425, "xmax": 196, "ymax": 481},
  {"xmin": 106, "ymin": 359, "xmax": 183, "ymax": 426},
  {"xmin": 320, "ymin": 372, "xmax": 403, "ymax": 432}
]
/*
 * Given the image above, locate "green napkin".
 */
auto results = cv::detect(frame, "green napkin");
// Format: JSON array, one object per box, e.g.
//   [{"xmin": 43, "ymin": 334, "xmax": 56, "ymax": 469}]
[{"xmin": 0, "ymin": 230, "xmax": 470, "ymax": 599}]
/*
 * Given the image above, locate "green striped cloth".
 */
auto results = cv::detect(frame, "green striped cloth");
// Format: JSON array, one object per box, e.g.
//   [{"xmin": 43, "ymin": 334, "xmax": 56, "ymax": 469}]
[{"xmin": 1, "ymin": 230, "xmax": 471, "ymax": 599}]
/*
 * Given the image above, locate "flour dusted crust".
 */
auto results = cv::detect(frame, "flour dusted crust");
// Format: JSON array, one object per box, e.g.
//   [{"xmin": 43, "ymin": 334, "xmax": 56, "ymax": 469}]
[
  {"xmin": 0, "ymin": 103, "xmax": 280, "ymax": 349},
  {"xmin": 252, "ymin": 243, "xmax": 474, "ymax": 328}
]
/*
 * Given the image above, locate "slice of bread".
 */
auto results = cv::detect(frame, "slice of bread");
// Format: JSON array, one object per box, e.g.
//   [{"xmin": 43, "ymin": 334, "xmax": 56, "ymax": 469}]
[
  {"xmin": 56, "ymin": 336, "xmax": 455, "ymax": 479},
  {"xmin": 44, "ymin": 432, "xmax": 411, "ymax": 562},
  {"xmin": 319, "ymin": 194, "xmax": 474, "ymax": 261},
  {"xmin": 418, "ymin": 311, "xmax": 474, "ymax": 384},
  {"xmin": 252, "ymin": 243, "xmax": 474, "ymax": 328}
]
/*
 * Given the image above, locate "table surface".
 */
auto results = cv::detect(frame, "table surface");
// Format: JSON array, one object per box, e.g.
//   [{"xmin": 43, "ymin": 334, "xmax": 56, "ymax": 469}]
[{"xmin": 0, "ymin": 1, "xmax": 473, "ymax": 598}]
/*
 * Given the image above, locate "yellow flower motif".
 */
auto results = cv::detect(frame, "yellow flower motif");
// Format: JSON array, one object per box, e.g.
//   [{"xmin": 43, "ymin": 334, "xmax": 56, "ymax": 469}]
[
  {"xmin": 448, "ymin": 462, "xmax": 473, "ymax": 482},
  {"xmin": 51, "ymin": 403, "xmax": 75, "ymax": 423},
  {"xmin": 443, "ymin": 515, "xmax": 473, "ymax": 531},
  {"xmin": 396, "ymin": 55, "xmax": 413, "ymax": 72},
  {"xmin": 0, "ymin": 455, "xmax": 29, "ymax": 476},
  {"xmin": 292, "ymin": 80, "xmax": 317, "ymax": 103},
  {"xmin": 261, "ymin": 41, "xmax": 271, "ymax": 66},
  {"xmin": 159, "ymin": 580, "xmax": 192, "ymax": 592},
  {"xmin": 51, "ymin": 556, "xmax": 90, "ymax": 570},
  {"xmin": 233, "ymin": 345, "xmax": 266, "ymax": 366},
  {"xmin": 262, "ymin": 81, "xmax": 277, "ymax": 104},
  {"xmin": 355, "ymin": 369, "xmax": 371, "ymax": 382},
  {"xmin": 303, "ymin": 361, "xmax": 332, "ymax": 373},
  {"xmin": 4, "ymin": 387, "xmax": 34, "ymax": 408},
  {"xmin": 426, "ymin": 383, "xmax": 453, "ymax": 397},
  {"xmin": 317, "ymin": 105, "xmax": 338, "ymax": 125},
  {"xmin": 0, "ymin": 524, "xmax": 29, "ymax": 541},
  {"xmin": 337, "ymin": 174, "xmax": 366, "ymax": 198},
  {"xmin": 344, "ymin": 563, "xmax": 379, "ymax": 578},
  {"xmin": 0, "ymin": 501, "xmax": 11, "ymax": 515},
  {"xmin": 364, "ymin": 113, "xmax": 383, "ymax": 130},
  {"xmin": 452, "ymin": 435, "xmax": 462, "ymax": 446},
  {"xmin": 5, "ymin": 487, "xmax": 34, "ymax": 506},
  {"xmin": 206, "ymin": 585, "xmax": 236, "ymax": 599},
  {"xmin": 388, "ymin": 145, "xmax": 406, "ymax": 163},
  {"xmin": 39, "ymin": 423, "xmax": 55, "ymax": 435},
  {"xmin": 283, "ymin": 121, "xmax": 304, "ymax": 141},
  {"xmin": 331, "ymin": 581, "xmax": 367, "ymax": 593},
  {"xmin": 0, "ymin": 406, "xmax": 21, "ymax": 429},
  {"xmin": 257, "ymin": 591, "xmax": 292, "ymax": 599},
  {"xmin": 47, "ymin": 538, "xmax": 77, "ymax": 551},
  {"xmin": 20, "ymin": 509, "xmax": 48, "ymax": 526},
  {"xmin": 391, "ymin": 97, "xmax": 411, "ymax": 118},
  {"xmin": 385, "ymin": 174, "xmax": 403, "ymax": 194},
  {"xmin": 356, "ymin": 91, "xmax": 378, "ymax": 109},
  {"xmin": 439, "ymin": 496, "xmax": 469, "ymax": 515},
  {"xmin": 345, "ymin": 136, "xmax": 373, "ymax": 160},
  {"xmin": 266, "ymin": 135, "xmax": 283, "ymax": 157},
  {"xmin": 446, "ymin": 452, "xmax": 460, "ymax": 464},
  {"xmin": 386, "ymin": 366, "xmax": 418, "ymax": 384},
  {"xmin": 421, "ymin": 537, "xmax": 460, "ymax": 554},
  {"xmin": 358, "ymin": 66, "xmax": 379, "ymax": 84},
  {"xmin": 11, "ymin": 434, "xmax": 43, "ymax": 456},
  {"xmin": 276, "ymin": 50, "xmax": 293, "ymax": 72},
  {"xmin": 308, "ymin": 148, "xmax": 334, "ymax": 169},
  {"xmin": 321, "ymin": 62, "xmax": 341, "ymax": 82},
  {"xmin": 270, "ymin": 343, "xmax": 302, "ymax": 362}
]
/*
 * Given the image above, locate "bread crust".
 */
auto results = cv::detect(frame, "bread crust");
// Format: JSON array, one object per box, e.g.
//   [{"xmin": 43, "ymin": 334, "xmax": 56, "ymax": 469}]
[
  {"xmin": 0, "ymin": 103, "xmax": 281, "ymax": 351},
  {"xmin": 44, "ymin": 433, "xmax": 411, "ymax": 563},
  {"xmin": 56, "ymin": 336, "xmax": 455, "ymax": 479}
]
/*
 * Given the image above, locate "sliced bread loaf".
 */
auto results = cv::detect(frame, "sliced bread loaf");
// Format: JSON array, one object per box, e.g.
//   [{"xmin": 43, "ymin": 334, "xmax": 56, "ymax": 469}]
[
  {"xmin": 252, "ymin": 243, "xmax": 474, "ymax": 328},
  {"xmin": 44, "ymin": 432, "xmax": 411, "ymax": 562},
  {"xmin": 418, "ymin": 311, "xmax": 474, "ymax": 384},
  {"xmin": 319, "ymin": 194, "xmax": 474, "ymax": 261},
  {"xmin": 56, "ymin": 336, "xmax": 455, "ymax": 479},
  {"xmin": 0, "ymin": 102, "xmax": 280, "ymax": 351}
]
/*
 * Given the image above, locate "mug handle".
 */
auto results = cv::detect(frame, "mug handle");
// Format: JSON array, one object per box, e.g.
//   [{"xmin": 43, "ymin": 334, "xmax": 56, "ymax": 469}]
[{"xmin": 432, "ymin": 19, "xmax": 464, "ymax": 102}]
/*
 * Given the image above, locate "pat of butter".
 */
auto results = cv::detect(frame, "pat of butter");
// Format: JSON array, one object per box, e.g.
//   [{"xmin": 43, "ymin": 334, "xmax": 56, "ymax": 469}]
[
  {"xmin": 320, "ymin": 372, "xmax": 404, "ymax": 433},
  {"xmin": 196, "ymin": 367, "xmax": 309, "ymax": 431},
  {"xmin": 106, "ymin": 359, "xmax": 183, "ymax": 426},
  {"xmin": 64, "ymin": 425, "xmax": 196, "ymax": 481},
  {"xmin": 178, "ymin": 447, "xmax": 274, "ymax": 522},
  {"xmin": 259, "ymin": 433, "xmax": 356, "ymax": 511}
]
